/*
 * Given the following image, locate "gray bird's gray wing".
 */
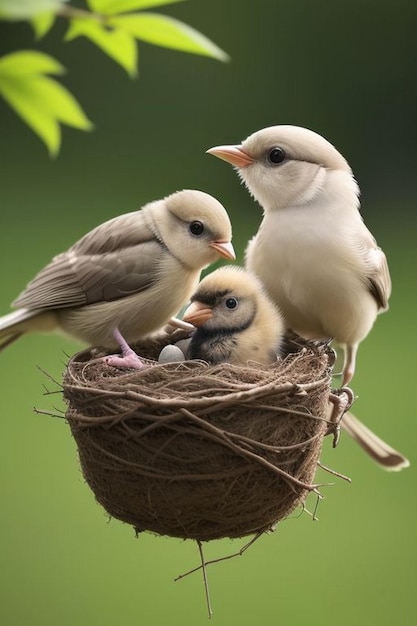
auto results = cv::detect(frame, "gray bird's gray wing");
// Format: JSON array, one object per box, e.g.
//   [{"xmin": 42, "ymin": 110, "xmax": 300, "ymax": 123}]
[{"xmin": 13, "ymin": 211, "xmax": 164, "ymax": 310}]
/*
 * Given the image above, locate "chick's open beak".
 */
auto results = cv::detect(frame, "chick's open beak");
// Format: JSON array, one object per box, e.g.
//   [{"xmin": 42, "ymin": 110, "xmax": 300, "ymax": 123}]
[
  {"xmin": 206, "ymin": 144, "xmax": 254, "ymax": 168},
  {"xmin": 210, "ymin": 240, "xmax": 236, "ymax": 260},
  {"xmin": 182, "ymin": 301, "xmax": 213, "ymax": 327}
]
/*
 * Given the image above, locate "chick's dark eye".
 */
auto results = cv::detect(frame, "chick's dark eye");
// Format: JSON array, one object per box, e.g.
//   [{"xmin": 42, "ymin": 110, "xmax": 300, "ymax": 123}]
[
  {"xmin": 268, "ymin": 147, "xmax": 286, "ymax": 165},
  {"xmin": 189, "ymin": 220, "xmax": 204, "ymax": 236},
  {"xmin": 225, "ymin": 297, "xmax": 238, "ymax": 310}
]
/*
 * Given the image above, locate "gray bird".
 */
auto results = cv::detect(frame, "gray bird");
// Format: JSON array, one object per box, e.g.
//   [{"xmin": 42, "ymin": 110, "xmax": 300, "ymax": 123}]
[
  {"xmin": 207, "ymin": 126, "xmax": 408, "ymax": 471},
  {"xmin": 182, "ymin": 266, "xmax": 283, "ymax": 366},
  {"xmin": 0, "ymin": 189, "xmax": 235, "ymax": 367}
]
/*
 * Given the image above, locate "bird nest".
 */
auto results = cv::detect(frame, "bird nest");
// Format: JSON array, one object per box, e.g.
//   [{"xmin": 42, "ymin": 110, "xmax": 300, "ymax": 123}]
[{"xmin": 63, "ymin": 332, "xmax": 353, "ymax": 542}]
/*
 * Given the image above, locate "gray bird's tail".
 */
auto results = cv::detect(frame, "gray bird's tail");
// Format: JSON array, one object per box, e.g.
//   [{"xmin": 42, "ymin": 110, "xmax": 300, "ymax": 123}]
[
  {"xmin": 0, "ymin": 308, "xmax": 40, "ymax": 351},
  {"xmin": 342, "ymin": 412, "xmax": 409, "ymax": 471}
]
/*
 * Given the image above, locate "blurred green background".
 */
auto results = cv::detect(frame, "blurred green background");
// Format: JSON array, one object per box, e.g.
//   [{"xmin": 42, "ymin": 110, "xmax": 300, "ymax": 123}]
[{"xmin": 0, "ymin": 1, "xmax": 416, "ymax": 624}]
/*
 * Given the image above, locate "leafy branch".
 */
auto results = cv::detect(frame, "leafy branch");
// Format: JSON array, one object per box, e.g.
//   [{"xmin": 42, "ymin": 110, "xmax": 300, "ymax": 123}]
[{"xmin": 0, "ymin": 0, "xmax": 229, "ymax": 156}]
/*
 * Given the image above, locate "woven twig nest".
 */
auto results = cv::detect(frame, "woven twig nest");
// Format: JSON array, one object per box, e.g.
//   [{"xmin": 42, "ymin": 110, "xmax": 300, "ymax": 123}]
[{"xmin": 63, "ymin": 332, "xmax": 352, "ymax": 542}]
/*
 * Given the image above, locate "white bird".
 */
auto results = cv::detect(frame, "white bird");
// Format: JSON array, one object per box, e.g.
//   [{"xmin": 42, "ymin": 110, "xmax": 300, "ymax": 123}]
[
  {"xmin": 182, "ymin": 266, "xmax": 283, "ymax": 366},
  {"xmin": 207, "ymin": 126, "xmax": 408, "ymax": 471},
  {"xmin": 0, "ymin": 189, "xmax": 235, "ymax": 367},
  {"xmin": 207, "ymin": 125, "xmax": 391, "ymax": 386}
]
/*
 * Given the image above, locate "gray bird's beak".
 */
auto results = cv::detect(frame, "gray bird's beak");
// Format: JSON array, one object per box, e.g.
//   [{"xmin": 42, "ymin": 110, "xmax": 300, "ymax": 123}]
[
  {"xmin": 206, "ymin": 144, "xmax": 254, "ymax": 168},
  {"xmin": 182, "ymin": 301, "xmax": 213, "ymax": 327},
  {"xmin": 210, "ymin": 240, "xmax": 236, "ymax": 260}
]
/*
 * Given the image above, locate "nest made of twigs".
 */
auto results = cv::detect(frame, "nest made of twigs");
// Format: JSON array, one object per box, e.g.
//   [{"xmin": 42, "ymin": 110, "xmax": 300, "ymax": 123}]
[{"xmin": 63, "ymin": 332, "xmax": 352, "ymax": 542}]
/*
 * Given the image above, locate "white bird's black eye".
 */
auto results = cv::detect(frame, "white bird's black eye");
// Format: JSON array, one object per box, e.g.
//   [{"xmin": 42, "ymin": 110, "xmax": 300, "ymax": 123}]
[
  {"xmin": 189, "ymin": 221, "xmax": 204, "ymax": 236},
  {"xmin": 268, "ymin": 147, "xmax": 286, "ymax": 164},
  {"xmin": 225, "ymin": 297, "xmax": 238, "ymax": 310}
]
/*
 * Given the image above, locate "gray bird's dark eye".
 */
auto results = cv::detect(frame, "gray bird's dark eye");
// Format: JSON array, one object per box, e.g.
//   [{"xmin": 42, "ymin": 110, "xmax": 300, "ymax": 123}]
[
  {"xmin": 225, "ymin": 297, "xmax": 238, "ymax": 309},
  {"xmin": 190, "ymin": 221, "xmax": 204, "ymax": 236},
  {"xmin": 268, "ymin": 147, "xmax": 286, "ymax": 164}
]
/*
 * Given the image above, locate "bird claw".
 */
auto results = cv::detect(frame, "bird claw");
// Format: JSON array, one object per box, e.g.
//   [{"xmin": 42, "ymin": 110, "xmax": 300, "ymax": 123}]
[
  {"xmin": 104, "ymin": 351, "xmax": 144, "ymax": 369},
  {"xmin": 104, "ymin": 327, "xmax": 145, "ymax": 369}
]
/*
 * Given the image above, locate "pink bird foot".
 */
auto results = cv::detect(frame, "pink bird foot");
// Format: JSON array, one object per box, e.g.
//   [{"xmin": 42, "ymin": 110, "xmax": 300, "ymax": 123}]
[{"xmin": 104, "ymin": 328, "xmax": 144, "ymax": 369}]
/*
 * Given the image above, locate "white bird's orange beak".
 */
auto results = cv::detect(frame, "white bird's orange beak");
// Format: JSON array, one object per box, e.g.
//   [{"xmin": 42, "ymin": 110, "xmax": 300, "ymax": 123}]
[
  {"xmin": 182, "ymin": 301, "xmax": 213, "ymax": 327},
  {"xmin": 209, "ymin": 240, "xmax": 236, "ymax": 260},
  {"xmin": 206, "ymin": 144, "xmax": 254, "ymax": 168}
]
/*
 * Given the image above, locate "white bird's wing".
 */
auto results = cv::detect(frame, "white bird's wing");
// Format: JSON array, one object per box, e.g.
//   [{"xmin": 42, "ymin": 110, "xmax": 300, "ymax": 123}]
[
  {"xmin": 367, "ymin": 246, "xmax": 391, "ymax": 311},
  {"xmin": 13, "ymin": 212, "xmax": 164, "ymax": 310},
  {"xmin": 359, "ymin": 226, "xmax": 391, "ymax": 311}
]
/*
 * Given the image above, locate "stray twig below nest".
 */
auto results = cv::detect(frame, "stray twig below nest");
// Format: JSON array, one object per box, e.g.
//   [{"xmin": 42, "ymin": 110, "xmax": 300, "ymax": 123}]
[{"xmin": 175, "ymin": 532, "xmax": 264, "ymax": 588}]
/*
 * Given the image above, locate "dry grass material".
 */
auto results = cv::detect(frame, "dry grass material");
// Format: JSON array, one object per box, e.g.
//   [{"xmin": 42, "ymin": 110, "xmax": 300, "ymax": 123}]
[{"xmin": 63, "ymin": 332, "xmax": 352, "ymax": 541}]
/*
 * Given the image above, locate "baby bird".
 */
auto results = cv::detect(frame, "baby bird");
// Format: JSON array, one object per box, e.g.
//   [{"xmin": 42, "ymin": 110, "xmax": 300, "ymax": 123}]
[
  {"xmin": 0, "ymin": 189, "xmax": 235, "ymax": 367},
  {"xmin": 182, "ymin": 266, "xmax": 283, "ymax": 366},
  {"xmin": 207, "ymin": 125, "xmax": 391, "ymax": 386}
]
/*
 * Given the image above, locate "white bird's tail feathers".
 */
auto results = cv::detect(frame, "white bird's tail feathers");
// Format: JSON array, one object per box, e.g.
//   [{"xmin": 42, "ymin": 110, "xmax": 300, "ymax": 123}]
[{"xmin": 341, "ymin": 412, "xmax": 409, "ymax": 471}]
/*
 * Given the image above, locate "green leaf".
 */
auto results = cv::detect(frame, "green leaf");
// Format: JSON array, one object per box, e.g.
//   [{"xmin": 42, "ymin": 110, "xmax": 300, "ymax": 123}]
[
  {"xmin": 87, "ymin": 0, "xmax": 185, "ymax": 15},
  {"xmin": 109, "ymin": 13, "xmax": 230, "ymax": 62},
  {"xmin": 31, "ymin": 10, "xmax": 56, "ymax": 39},
  {"xmin": 27, "ymin": 75, "xmax": 94, "ymax": 130},
  {"xmin": 0, "ymin": 51, "xmax": 93, "ymax": 156},
  {"xmin": 0, "ymin": 50, "xmax": 64, "ymax": 76},
  {"xmin": 66, "ymin": 18, "xmax": 138, "ymax": 77},
  {"xmin": 0, "ymin": 0, "xmax": 66, "ymax": 20},
  {"xmin": 0, "ymin": 75, "xmax": 61, "ymax": 155}
]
